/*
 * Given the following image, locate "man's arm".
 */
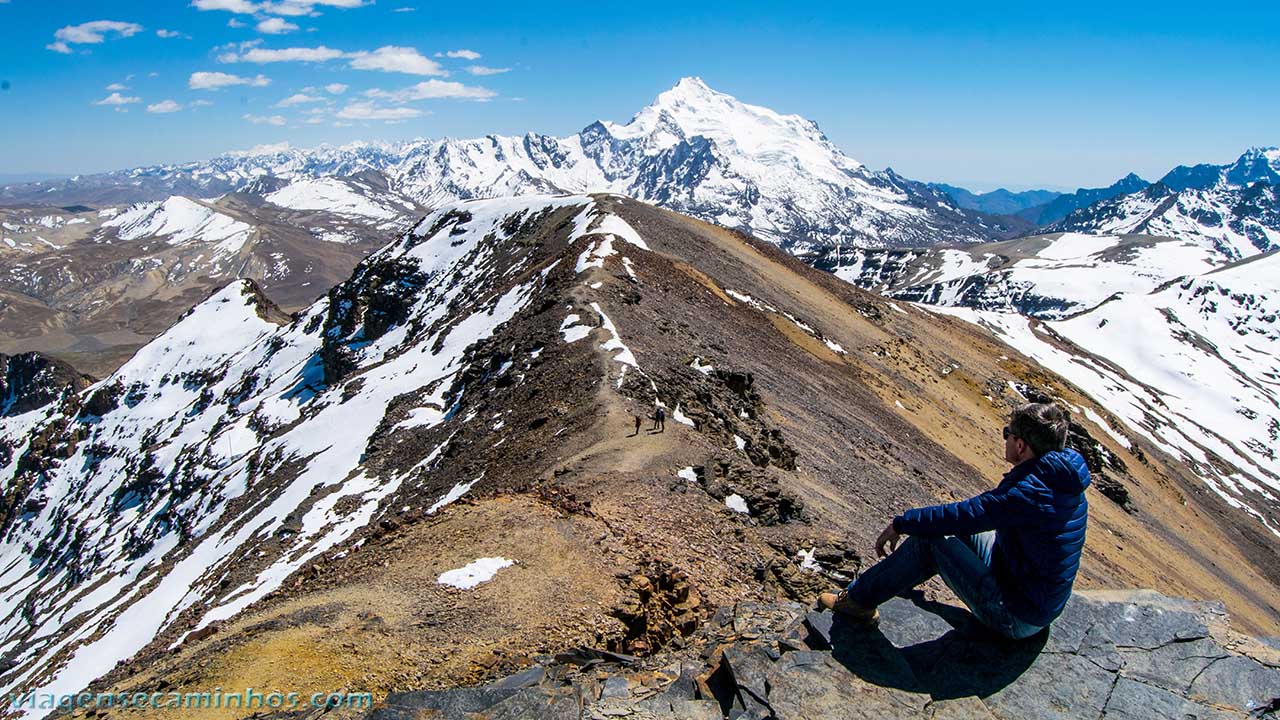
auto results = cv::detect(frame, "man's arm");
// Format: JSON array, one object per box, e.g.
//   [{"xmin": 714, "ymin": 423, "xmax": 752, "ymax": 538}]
[{"xmin": 894, "ymin": 479, "xmax": 1043, "ymax": 538}]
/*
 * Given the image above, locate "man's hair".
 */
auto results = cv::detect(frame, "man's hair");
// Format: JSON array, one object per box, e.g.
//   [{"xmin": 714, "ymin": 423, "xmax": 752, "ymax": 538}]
[{"xmin": 1009, "ymin": 402, "xmax": 1069, "ymax": 457}]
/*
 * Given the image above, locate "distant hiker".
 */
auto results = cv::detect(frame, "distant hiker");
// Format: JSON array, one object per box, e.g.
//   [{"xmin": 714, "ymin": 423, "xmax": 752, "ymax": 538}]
[
  {"xmin": 653, "ymin": 406, "xmax": 666, "ymax": 433},
  {"xmin": 820, "ymin": 403, "xmax": 1089, "ymax": 639},
  {"xmin": 633, "ymin": 414, "xmax": 642, "ymax": 436}
]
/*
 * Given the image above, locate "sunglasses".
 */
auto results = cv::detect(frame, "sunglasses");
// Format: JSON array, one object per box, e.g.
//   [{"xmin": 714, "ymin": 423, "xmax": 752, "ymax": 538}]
[{"xmin": 1002, "ymin": 426, "xmax": 1013, "ymax": 440}]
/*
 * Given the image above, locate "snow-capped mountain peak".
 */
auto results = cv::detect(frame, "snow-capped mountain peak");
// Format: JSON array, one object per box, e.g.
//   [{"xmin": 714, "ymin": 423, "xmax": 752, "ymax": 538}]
[
  {"xmin": 1222, "ymin": 145, "xmax": 1280, "ymax": 188},
  {"xmin": 1156, "ymin": 147, "xmax": 1280, "ymax": 192},
  {"xmin": 604, "ymin": 76, "xmax": 854, "ymax": 170}
]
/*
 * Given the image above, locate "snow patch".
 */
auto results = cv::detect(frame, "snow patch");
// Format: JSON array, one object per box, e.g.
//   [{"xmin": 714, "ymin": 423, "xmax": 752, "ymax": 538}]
[
  {"xmin": 559, "ymin": 313, "xmax": 591, "ymax": 343},
  {"xmin": 437, "ymin": 557, "xmax": 515, "ymax": 590}
]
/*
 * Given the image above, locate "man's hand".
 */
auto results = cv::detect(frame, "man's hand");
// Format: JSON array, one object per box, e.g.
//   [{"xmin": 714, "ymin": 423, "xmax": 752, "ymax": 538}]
[{"xmin": 875, "ymin": 522, "xmax": 901, "ymax": 558}]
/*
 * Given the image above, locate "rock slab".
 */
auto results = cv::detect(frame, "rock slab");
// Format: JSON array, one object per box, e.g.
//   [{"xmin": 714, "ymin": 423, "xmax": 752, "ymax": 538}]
[{"xmin": 368, "ymin": 590, "xmax": 1280, "ymax": 719}]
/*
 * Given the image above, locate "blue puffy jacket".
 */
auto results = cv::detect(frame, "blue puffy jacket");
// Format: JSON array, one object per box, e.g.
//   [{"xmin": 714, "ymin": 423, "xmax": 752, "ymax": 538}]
[{"xmin": 893, "ymin": 449, "xmax": 1090, "ymax": 627}]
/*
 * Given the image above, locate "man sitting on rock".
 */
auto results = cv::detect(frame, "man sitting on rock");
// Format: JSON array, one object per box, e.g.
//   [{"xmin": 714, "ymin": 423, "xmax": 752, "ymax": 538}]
[{"xmin": 820, "ymin": 402, "xmax": 1090, "ymax": 639}]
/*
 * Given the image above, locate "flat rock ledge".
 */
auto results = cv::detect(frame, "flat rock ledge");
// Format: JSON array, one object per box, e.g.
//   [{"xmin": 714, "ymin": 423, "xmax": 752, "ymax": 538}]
[{"xmin": 367, "ymin": 590, "xmax": 1280, "ymax": 719}]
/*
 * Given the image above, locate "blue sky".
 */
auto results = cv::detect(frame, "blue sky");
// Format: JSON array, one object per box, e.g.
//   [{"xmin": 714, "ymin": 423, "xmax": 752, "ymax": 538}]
[{"xmin": 0, "ymin": 0, "xmax": 1276, "ymax": 190}]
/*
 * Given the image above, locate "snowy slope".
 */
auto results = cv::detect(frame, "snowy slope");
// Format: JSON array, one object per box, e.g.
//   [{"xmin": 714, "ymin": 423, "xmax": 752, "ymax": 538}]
[
  {"xmin": 263, "ymin": 177, "xmax": 407, "ymax": 225},
  {"xmin": 102, "ymin": 196, "xmax": 255, "ymax": 254},
  {"xmin": 923, "ymin": 251, "xmax": 1280, "ymax": 535},
  {"xmin": 0, "ymin": 195, "xmax": 646, "ymax": 713},
  {"xmin": 822, "ymin": 232, "xmax": 1223, "ymax": 319},
  {"xmin": 0, "ymin": 78, "xmax": 1006, "ymax": 251}
]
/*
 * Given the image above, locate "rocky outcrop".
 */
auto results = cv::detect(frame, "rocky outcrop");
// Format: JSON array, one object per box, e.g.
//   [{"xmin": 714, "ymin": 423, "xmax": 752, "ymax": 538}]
[
  {"xmin": 319, "ymin": 255, "xmax": 429, "ymax": 384},
  {"xmin": 368, "ymin": 590, "xmax": 1280, "ymax": 719},
  {"xmin": 0, "ymin": 352, "xmax": 93, "ymax": 417}
]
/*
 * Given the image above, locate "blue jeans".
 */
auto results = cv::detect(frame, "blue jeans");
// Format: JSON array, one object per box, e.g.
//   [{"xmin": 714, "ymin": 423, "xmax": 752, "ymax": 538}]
[{"xmin": 846, "ymin": 531, "xmax": 1045, "ymax": 640}]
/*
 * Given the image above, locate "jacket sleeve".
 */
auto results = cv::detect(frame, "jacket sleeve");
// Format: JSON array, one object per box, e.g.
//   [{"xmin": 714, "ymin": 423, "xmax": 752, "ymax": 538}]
[{"xmin": 894, "ymin": 478, "xmax": 1044, "ymax": 536}]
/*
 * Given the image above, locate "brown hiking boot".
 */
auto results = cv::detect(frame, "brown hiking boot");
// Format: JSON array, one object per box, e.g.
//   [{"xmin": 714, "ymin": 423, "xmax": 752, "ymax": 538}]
[{"xmin": 817, "ymin": 590, "xmax": 880, "ymax": 626}]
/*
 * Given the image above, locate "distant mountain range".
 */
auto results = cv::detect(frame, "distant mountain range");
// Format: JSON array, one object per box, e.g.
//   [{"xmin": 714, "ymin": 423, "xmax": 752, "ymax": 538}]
[
  {"xmin": 932, "ymin": 174, "xmax": 1150, "ymax": 226},
  {"xmin": 1016, "ymin": 173, "xmax": 1151, "ymax": 225},
  {"xmin": 929, "ymin": 184, "xmax": 1063, "ymax": 216},
  {"xmin": 935, "ymin": 147, "xmax": 1280, "ymax": 232},
  {"xmin": 1050, "ymin": 147, "xmax": 1280, "ymax": 258},
  {"xmin": 0, "ymin": 78, "xmax": 1015, "ymax": 254}
]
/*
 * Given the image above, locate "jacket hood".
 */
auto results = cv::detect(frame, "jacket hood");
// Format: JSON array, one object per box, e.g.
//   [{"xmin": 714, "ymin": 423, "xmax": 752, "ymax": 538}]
[{"xmin": 1027, "ymin": 448, "xmax": 1092, "ymax": 493}]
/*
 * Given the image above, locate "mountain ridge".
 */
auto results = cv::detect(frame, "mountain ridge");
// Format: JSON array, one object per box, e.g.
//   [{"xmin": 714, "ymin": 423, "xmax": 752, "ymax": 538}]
[
  {"xmin": 1014, "ymin": 173, "xmax": 1150, "ymax": 226},
  {"xmin": 930, "ymin": 183, "xmax": 1063, "ymax": 216}
]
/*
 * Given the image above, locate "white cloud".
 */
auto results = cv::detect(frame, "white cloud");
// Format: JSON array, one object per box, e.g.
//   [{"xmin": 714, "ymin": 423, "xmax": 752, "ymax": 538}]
[
  {"xmin": 192, "ymin": 0, "xmax": 259, "ymax": 12},
  {"xmin": 348, "ymin": 46, "xmax": 445, "ymax": 75},
  {"xmin": 285, "ymin": 0, "xmax": 369, "ymax": 9},
  {"xmin": 148, "ymin": 71, "xmax": 160, "ymax": 78},
  {"xmin": 189, "ymin": 71, "xmax": 272, "ymax": 89},
  {"xmin": 242, "ymin": 113, "xmax": 286, "ymax": 125},
  {"xmin": 365, "ymin": 79, "xmax": 496, "ymax": 102},
  {"xmin": 197, "ymin": 0, "xmax": 370, "ymax": 15},
  {"xmin": 247, "ymin": 141, "xmax": 292, "ymax": 154},
  {"xmin": 466, "ymin": 65, "xmax": 509, "ymax": 76},
  {"xmin": 94, "ymin": 92, "xmax": 140, "ymax": 106},
  {"xmin": 228, "ymin": 18, "xmax": 247, "ymax": 28},
  {"xmin": 257, "ymin": 0, "xmax": 312, "ymax": 15},
  {"xmin": 156, "ymin": 29, "xmax": 184, "ymax": 38},
  {"xmin": 105, "ymin": 82, "xmax": 128, "ymax": 91},
  {"xmin": 224, "ymin": 45, "xmax": 343, "ymax": 63},
  {"xmin": 336, "ymin": 101, "xmax": 422, "ymax": 121},
  {"xmin": 441, "ymin": 49, "xmax": 480, "ymax": 60},
  {"xmin": 392, "ymin": 6, "xmax": 415, "ymax": 11},
  {"xmin": 275, "ymin": 92, "xmax": 324, "ymax": 106},
  {"xmin": 324, "ymin": 82, "xmax": 347, "ymax": 94},
  {"xmin": 190, "ymin": 99, "xmax": 215, "ymax": 107},
  {"xmin": 221, "ymin": 43, "xmax": 453, "ymax": 78},
  {"xmin": 256, "ymin": 17, "xmax": 299, "ymax": 34},
  {"xmin": 147, "ymin": 100, "xmax": 183, "ymax": 113},
  {"xmin": 212, "ymin": 38, "xmax": 262, "ymax": 60},
  {"xmin": 47, "ymin": 20, "xmax": 143, "ymax": 53}
]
